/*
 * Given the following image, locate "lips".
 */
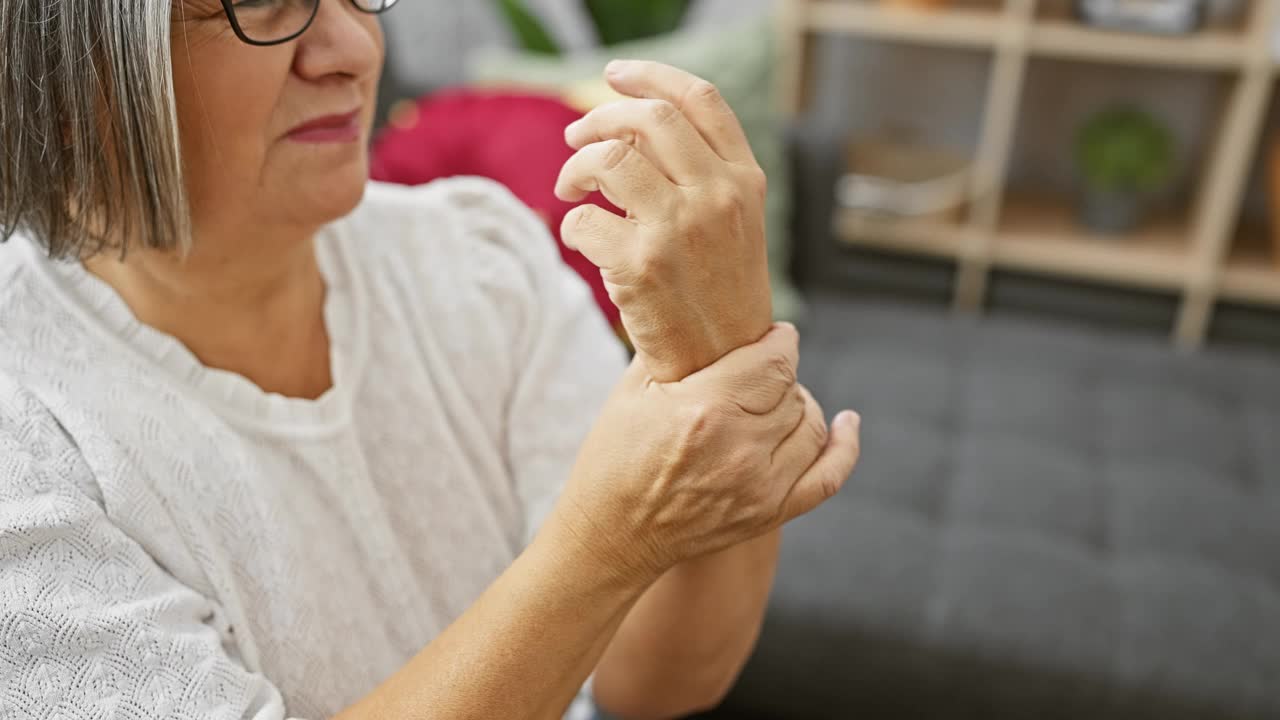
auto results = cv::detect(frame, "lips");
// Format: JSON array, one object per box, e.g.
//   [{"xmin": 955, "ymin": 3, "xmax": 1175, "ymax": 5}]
[{"xmin": 286, "ymin": 109, "xmax": 362, "ymax": 143}]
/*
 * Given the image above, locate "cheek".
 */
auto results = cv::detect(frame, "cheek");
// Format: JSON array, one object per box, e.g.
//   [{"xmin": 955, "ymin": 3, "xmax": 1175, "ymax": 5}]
[
  {"xmin": 366, "ymin": 16, "xmax": 385, "ymax": 68},
  {"xmin": 170, "ymin": 28, "xmax": 287, "ymax": 190}
]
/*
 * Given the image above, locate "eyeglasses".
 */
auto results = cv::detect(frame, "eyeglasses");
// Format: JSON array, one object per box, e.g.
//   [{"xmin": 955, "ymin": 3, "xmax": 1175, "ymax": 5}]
[{"xmin": 220, "ymin": 0, "xmax": 400, "ymax": 47}]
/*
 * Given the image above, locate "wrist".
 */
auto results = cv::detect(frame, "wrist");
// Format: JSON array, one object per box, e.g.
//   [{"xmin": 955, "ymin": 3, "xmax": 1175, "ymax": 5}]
[
  {"xmin": 536, "ymin": 498, "xmax": 665, "ymax": 599},
  {"xmin": 636, "ymin": 320, "xmax": 774, "ymax": 383}
]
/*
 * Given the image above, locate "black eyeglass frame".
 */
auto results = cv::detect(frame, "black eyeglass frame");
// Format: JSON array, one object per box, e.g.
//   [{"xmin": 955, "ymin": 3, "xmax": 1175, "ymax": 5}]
[{"xmin": 219, "ymin": 0, "xmax": 397, "ymax": 47}]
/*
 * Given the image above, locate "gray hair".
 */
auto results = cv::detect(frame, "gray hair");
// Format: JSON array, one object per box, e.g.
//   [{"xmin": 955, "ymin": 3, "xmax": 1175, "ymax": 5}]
[{"xmin": 0, "ymin": 0, "xmax": 188, "ymax": 259}]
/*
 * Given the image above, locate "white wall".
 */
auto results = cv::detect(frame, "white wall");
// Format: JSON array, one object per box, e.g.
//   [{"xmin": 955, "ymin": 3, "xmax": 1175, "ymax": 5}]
[
  {"xmin": 382, "ymin": 1, "xmax": 595, "ymax": 91},
  {"xmin": 382, "ymin": 0, "xmax": 771, "ymax": 91}
]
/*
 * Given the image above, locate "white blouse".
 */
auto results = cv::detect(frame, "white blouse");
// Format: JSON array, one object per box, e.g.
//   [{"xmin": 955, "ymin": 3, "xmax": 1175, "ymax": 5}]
[{"xmin": 0, "ymin": 178, "xmax": 626, "ymax": 718}]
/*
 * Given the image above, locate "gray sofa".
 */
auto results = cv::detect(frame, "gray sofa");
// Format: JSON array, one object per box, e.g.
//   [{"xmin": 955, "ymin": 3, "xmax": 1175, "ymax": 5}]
[{"xmin": 689, "ymin": 126, "xmax": 1280, "ymax": 720}]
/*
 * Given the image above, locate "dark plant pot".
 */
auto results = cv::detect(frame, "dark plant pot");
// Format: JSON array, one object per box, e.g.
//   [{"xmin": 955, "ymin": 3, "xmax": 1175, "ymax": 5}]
[{"xmin": 1080, "ymin": 189, "xmax": 1144, "ymax": 235}]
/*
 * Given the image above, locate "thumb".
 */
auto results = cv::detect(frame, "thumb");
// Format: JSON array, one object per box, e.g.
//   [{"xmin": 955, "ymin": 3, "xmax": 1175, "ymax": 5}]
[
  {"xmin": 681, "ymin": 322, "xmax": 799, "ymax": 414},
  {"xmin": 778, "ymin": 410, "xmax": 861, "ymax": 522}
]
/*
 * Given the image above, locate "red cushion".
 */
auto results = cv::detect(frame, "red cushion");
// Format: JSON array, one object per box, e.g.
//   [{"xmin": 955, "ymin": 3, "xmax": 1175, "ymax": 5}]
[{"xmin": 370, "ymin": 89, "xmax": 622, "ymax": 326}]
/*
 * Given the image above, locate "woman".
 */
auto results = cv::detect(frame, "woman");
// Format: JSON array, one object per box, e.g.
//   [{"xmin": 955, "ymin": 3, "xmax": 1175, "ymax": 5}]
[{"xmin": 0, "ymin": 0, "xmax": 861, "ymax": 718}]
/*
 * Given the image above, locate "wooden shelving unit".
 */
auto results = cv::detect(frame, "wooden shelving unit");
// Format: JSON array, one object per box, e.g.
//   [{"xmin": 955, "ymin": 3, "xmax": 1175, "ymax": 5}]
[
  {"xmin": 1029, "ymin": 20, "xmax": 1247, "ymax": 69},
  {"xmin": 779, "ymin": 0, "xmax": 1280, "ymax": 347},
  {"xmin": 1220, "ymin": 226, "xmax": 1280, "ymax": 304},
  {"xmin": 993, "ymin": 197, "xmax": 1192, "ymax": 290},
  {"xmin": 837, "ymin": 197, "xmax": 1193, "ymax": 288},
  {"xmin": 802, "ymin": 1, "xmax": 1004, "ymax": 49}
]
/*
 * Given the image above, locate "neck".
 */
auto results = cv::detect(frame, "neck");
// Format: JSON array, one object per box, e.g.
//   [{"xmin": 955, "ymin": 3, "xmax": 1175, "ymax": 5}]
[{"xmin": 85, "ymin": 226, "xmax": 333, "ymax": 400}]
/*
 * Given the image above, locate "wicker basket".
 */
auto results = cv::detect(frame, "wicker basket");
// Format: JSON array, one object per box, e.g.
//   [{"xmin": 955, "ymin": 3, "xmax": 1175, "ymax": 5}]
[{"xmin": 837, "ymin": 138, "xmax": 971, "ymax": 224}]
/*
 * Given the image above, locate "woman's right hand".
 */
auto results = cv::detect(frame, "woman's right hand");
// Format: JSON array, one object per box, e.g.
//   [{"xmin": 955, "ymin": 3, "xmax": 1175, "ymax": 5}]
[{"xmin": 552, "ymin": 323, "xmax": 861, "ymax": 585}]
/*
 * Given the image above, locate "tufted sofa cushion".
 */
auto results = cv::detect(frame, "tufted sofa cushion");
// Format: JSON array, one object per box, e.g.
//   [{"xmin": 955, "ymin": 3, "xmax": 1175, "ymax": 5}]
[{"xmin": 707, "ymin": 296, "xmax": 1280, "ymax": 719}]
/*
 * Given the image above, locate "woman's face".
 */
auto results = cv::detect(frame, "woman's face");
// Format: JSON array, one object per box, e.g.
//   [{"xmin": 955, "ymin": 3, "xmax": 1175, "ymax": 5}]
[{"xmin": 171, "ymin": 0, "xmax": 384, "ymax": 244}]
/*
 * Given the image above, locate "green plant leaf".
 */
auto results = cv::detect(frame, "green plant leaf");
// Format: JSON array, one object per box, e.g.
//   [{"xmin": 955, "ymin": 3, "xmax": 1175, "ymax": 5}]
[
  {"xmin": 1076, "ymin": 107, "xmax": 1175, "ymax": 193},
  {"xmin": 491, "ymin": 0, "xmax": 563, "ymax": 56},
  {"xmin": 584, "ymin": 0, "xmax": 692, "ymax": 46}
]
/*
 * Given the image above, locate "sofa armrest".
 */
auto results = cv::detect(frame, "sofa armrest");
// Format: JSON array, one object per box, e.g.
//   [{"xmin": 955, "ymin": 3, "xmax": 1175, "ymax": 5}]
[{"xmin": 786, "ymin": 121, "xmax": 846, "ymax": 290}]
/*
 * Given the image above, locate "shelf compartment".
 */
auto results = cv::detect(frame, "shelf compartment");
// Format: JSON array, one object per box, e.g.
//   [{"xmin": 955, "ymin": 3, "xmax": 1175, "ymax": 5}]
[
  {"xmin": 990, "ymin": 196, "xmax": 1192, "ymax": 290},
  {"xmin": 803, "ymin": 0, "xmax": 1003, "ymax": 50},
  {"xmin": 1221, "ymin": 225, "xmax": 1280, "ymax": 305},
  {"xmin": 1028, "ymin": 20, "xmax": 1248, "ymax": 70},
  {"xmin": 834, "ymin": 206, "xmax": 972, "ymax": 260}
]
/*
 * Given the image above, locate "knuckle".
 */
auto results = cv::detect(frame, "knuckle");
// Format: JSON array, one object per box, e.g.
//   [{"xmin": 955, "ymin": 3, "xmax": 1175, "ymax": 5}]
[
  {"xmin": 684, "ymin": 400, "xmax": 722, "ymax": 436},
  {"xmin": 635, "ymin": 247, "xmax": 668, "ymax": 276},
  {"xmin": 806, "ymin": 414, "xmax": 829, "ymax": 447},
  {"xmin": 646, "ymin": 99, "xmax": 680, "ymax": 126},
  {"xmin": 727, "ymin": 447, "xmax": 758, "ymax": 479},
  {"xmin": 791, "ymin": 385, "xmax": 807, "ymax": 410},
  {"xmin": 708, "ymin": 186, "xmax": 746, "ymax": 217},
  {"xmin": 687, "ymin": 79, "xmax": 724, "ymax": 107},
  {"xmin": 567, "ymin": 204, "xmax": 595, "ymax": 229},
  {"xmin": 601, "ymin": 139, "xmax": 631, "ymax": 171},
  {"xmin": 767, "ymin": 353, "xmax": 798, "ymax": 387},
  {"xmin": 745, "ymin": 165, "xmax": 768, "ymax": 198},
  {"xmin": 787, "ymin": 386, "xmax": 808, "ymax": 419}
]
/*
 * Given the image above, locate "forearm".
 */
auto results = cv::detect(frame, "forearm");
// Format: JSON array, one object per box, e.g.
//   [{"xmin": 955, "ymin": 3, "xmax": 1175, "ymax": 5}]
[
  {"xmin": 335, "ymin": 511, "xmax": 650, "ymax": 720},
  {"xmin": 593, "ymin": 529, "xmax": 782, "ymax": 719}
]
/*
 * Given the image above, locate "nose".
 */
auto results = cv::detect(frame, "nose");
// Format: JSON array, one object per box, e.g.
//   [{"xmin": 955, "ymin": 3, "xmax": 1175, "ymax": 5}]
[{"xmin": 293, "ymin": 0, "xmax": 383, "ymax": 83}]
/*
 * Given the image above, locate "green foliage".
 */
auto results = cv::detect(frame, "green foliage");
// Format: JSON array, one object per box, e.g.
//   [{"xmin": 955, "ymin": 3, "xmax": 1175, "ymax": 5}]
[
  {"xmin": 584, "ymin": 0, "xmax": 692, "ymax": 46},
  {"xmin": 491, "ymin": 0, "xmax": 693, "ymax": 54},
  {"xmin": 492, "ymin": 0, "xmax": 564, "ymax": 56},
  {"xmin": 1077, "ymin": 107, "xmax": 1175, "ymax": 193}
]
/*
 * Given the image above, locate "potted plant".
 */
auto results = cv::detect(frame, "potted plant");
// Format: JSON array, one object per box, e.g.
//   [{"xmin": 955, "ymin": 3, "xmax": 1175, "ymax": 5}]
[
  {"xmin": 1076, "ymin": 107, "xmax": 1175, "ymax": 234},
  {"xmin": 492, "ymin": 0, "xmax": 695, "ymax": 54}
]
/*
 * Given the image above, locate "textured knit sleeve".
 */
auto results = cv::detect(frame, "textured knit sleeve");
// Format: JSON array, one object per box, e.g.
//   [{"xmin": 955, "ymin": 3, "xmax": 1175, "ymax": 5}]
[
  {"xmin": 0, "ymin": 384, "xmax": 297, "ymax": 719},
  {"xmin": 454, "ymin": 179, "xmax": 629, "ymax": 546}
]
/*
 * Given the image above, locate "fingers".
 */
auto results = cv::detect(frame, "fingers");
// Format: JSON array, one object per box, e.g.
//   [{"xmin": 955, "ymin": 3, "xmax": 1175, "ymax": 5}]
[
  {"xmin": 555, "ymin": 139, "xmax": 678, "ymax": 223},
  {"xmin": 778, "ymin": 411, "xmax": 862, "ymax": 523},
  {"xmin": 565, "ymin": 98, "xmax": 719, "ymax": 185},
  {"xmin": 603, "ymin": 59, "xmax": 756, "ymax": 165},
  {"xmin": 561, "ymin": 204, "xmax": 637, "ymax": 273},
  {"xmin": 769, "ymin": 385, "xmax": 828, "ymax": 472},
  {"xmin": 739, "ymin": 381, "xmax": 807, "ymax": 450},
  {"xmin": 682, "ymin": 322, "xmax": 799, "ymax": 415}
]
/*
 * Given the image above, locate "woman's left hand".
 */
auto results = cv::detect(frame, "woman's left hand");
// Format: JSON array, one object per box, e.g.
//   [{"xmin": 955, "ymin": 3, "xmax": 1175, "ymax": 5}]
[{"xmin": 556, "ymin": 60, "xmax": 772, "ymax": 383}]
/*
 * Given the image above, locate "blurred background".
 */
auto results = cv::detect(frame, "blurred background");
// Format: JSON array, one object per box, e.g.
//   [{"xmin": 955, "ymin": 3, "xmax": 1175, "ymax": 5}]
[{"xmin": 369, "ymin": 1, "xmax": 1280, "ymax": 717}]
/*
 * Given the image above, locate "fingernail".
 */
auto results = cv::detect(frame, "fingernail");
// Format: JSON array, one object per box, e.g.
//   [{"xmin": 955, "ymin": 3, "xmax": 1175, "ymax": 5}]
[
  {"xmin": 777, "ymin": 321, "xmax": 797, "ymax": 333},
  {"xmin": 836, "ymin": 411, "xmax": 859, "ymax": 431},
  {"xmin": 605, "ymin": 59, "xmax": 629, "ymax": 78}
]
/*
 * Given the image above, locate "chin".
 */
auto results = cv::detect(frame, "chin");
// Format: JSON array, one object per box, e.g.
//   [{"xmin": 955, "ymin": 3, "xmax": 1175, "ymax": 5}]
[{"xmin": 300, "ymin": 157, "xmax": 370, "ymax": 226}]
